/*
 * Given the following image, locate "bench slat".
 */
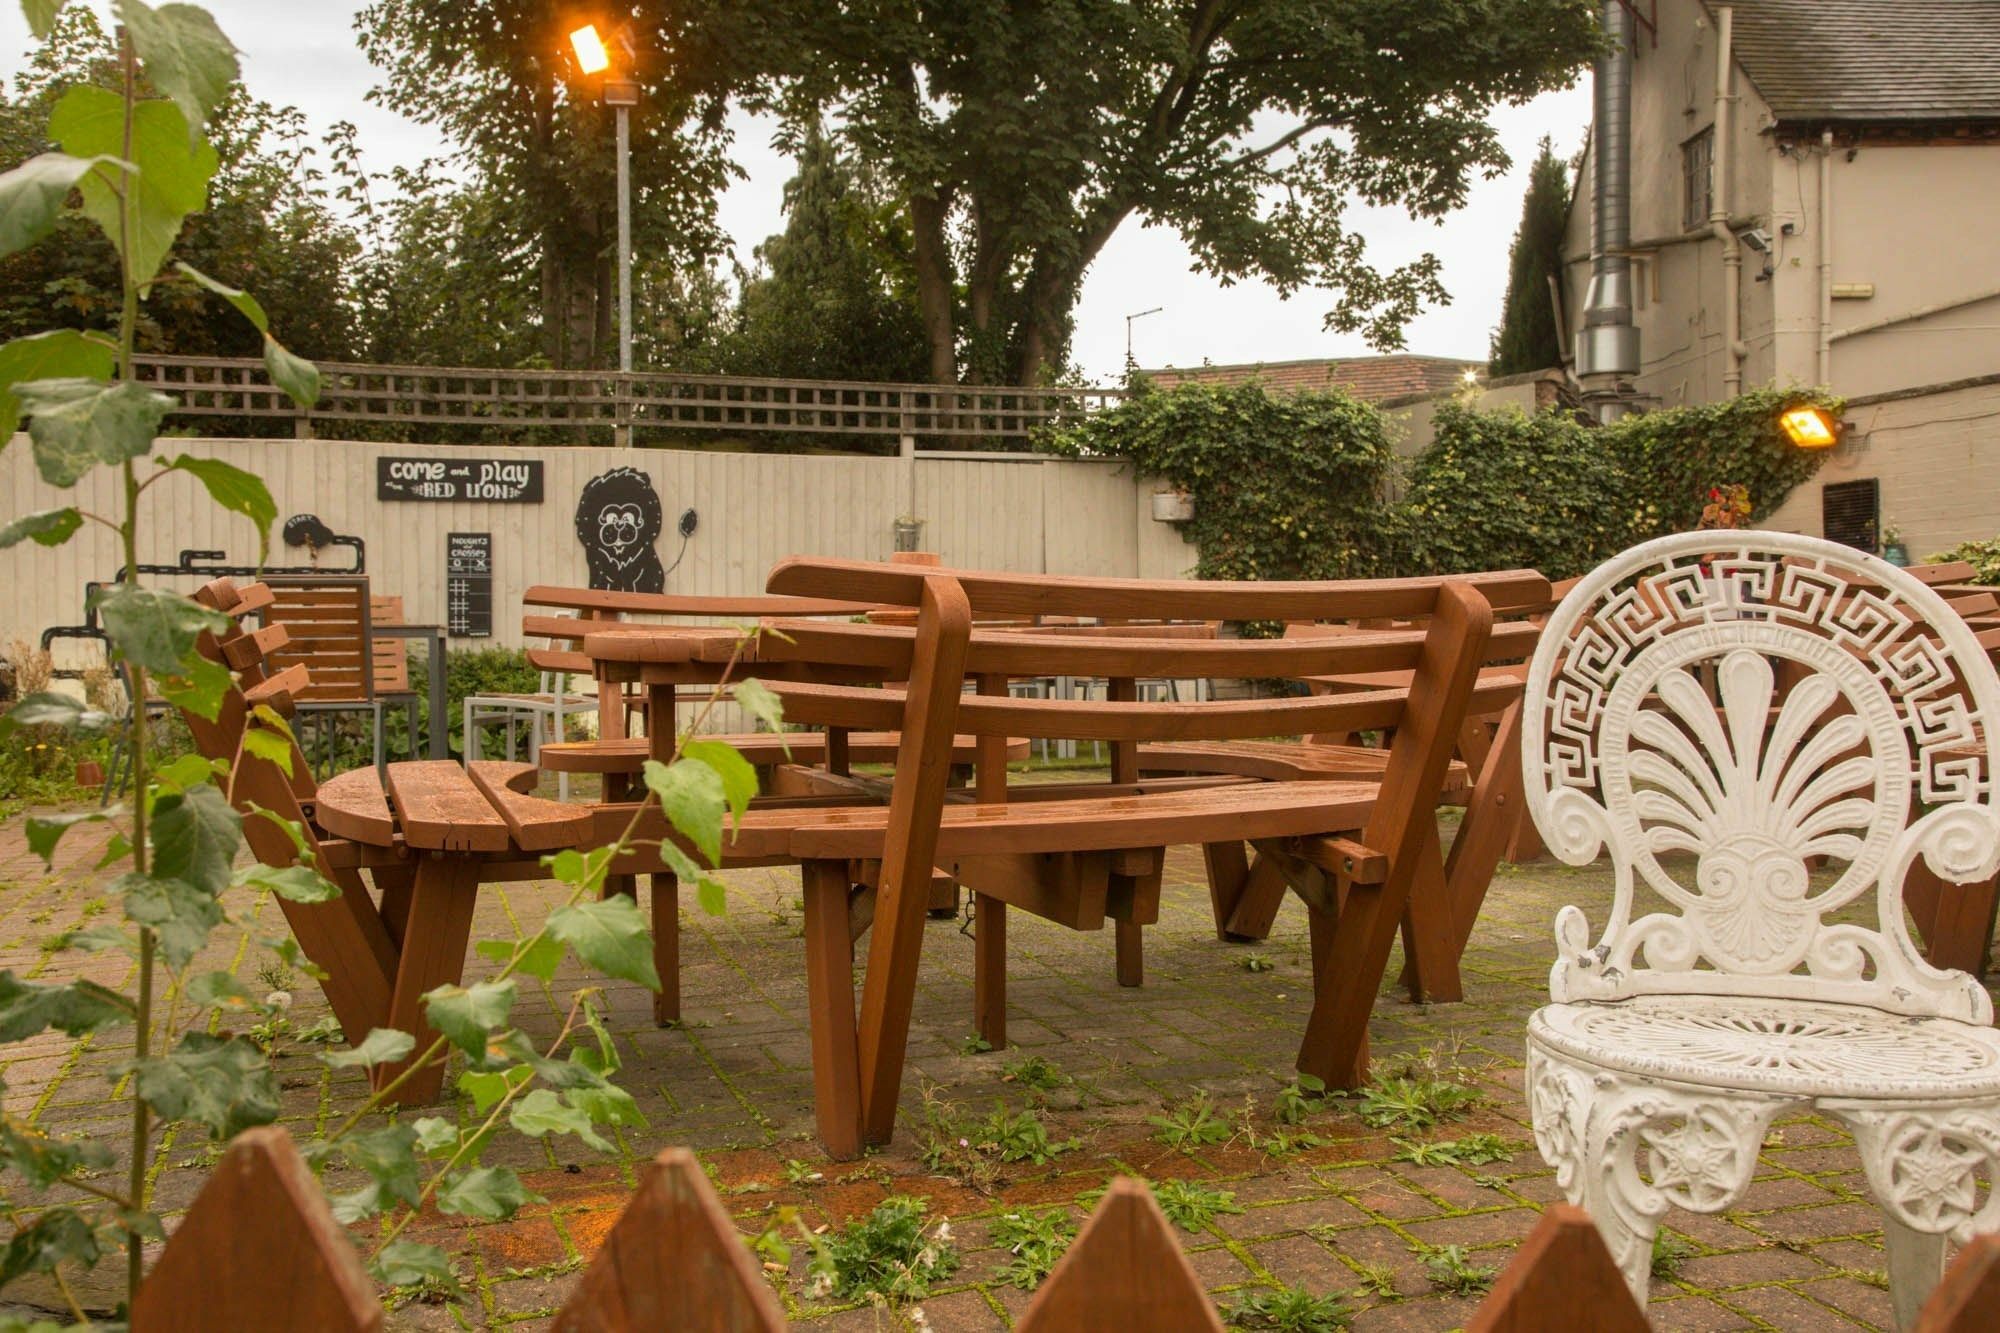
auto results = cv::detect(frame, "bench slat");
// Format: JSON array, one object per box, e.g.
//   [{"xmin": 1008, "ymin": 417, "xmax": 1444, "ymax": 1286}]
[
  {"xmin": 384, "ymin": 761, "xmax": 512, "ymax": 852},
  {"xmin": 314, "ymin": 767, "xmax": 396, "ymax": 845},
  {"xmin": 523, "ymin": 585, "xmax": 877, "ymax": 617},
  {"xmin": 538, "ymin": 732, "xmax": 1027, "ymax": 774},
  {"xmin": 465, "ymin": 762, "xmax": 594, "ymax": 852},
  {"xmin": 242, "ymin": 663, "xmax": 310, "ymax": 710},
  {"xmin": 1140, "ymin": 740, "xmax": 1471, "ymax": 794}
]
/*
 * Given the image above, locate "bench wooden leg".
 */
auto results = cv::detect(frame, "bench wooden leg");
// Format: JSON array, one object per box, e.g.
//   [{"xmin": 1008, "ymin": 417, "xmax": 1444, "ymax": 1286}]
[
  {"xmin": 1397, "ymin": 822, "xmax": 1461, "ymax": 1004},
  {"xmin": 1445, "ymin": 699, "xmax": 1526, "ymax": 954},
  {"xmin": 974, "ymin": 893, "xmax": 1006, "ymax": 1050},
  {"xmin": 1304, "ymin": 896, "xmax": 1366, "ymax": 1087},
  {"xmin": 802, "ymin": 861, "xmax": 863, "ymax": 1158},
  {"xmin": 302, "ymin": 866, "xmax": 398, "ymax": 1044},
  {"xmin": 929, "ymin": 870, "xmax": 960, "ymax": 919},
  {"xmin": 1909, "ymin": 863, "xmax": 1999, "ymax": 978},
  {"xmin": 1203, "ymin": 841, "xmax": 1286, "ymax": 942},
  {"xmin": 651, "ymin": 874, "xmax": 680, "ymax": 1026},
  {"xmin": 373, "ymin": 863, "xmax": 414, "ymax": 951},
  {"xmin": 1114, "ymin": 920, "xmax": 1143, "ymax": 988},
  {"xmin": 372, "ymin": 857, "xmax": 479, "ymax": 1106}
]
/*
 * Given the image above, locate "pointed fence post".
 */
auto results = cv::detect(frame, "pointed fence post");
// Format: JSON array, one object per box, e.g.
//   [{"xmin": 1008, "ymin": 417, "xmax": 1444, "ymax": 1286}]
[
  {"xmin": 1915, "ymin": 1234, "xmax": 2000, "ymax": 1332},
  {"xmin": 1465, "ymin": 1204, "xmax": 1649, "ymax": 1333},
  {"xmin": 553, "ymin": 1147, "xmax": 788, "ymax": 1331},
  {"xmin": 130, "ymin": 1126, "xmax": 380, "ymax": 1332},
  {"xmin": 1016, "ymin": 1177, "xmax": 1223, "ymax": 1331}
]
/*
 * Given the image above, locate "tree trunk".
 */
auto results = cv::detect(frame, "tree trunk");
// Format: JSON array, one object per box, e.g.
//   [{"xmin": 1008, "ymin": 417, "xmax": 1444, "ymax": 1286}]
[{"xmin": 908, "ymin": 193, "xmax": 959, "ymax": 385}]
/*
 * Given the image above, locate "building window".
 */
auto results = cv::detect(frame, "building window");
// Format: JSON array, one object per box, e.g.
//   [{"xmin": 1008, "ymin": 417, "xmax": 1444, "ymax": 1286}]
[
  {"xmin": 1823, "ymin": 478, "xmax": 1881, "ymax": 552},
  {"xmin": 1683, "ymin": 128, "xmax": 1714, "ymax": 231}
]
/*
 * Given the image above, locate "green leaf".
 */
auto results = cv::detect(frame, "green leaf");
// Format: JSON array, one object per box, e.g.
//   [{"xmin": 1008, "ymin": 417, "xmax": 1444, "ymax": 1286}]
[
  {"xmin": 475, "ymin": 933, "xmax": 565, "ymax": 981},
  {"xmin": 23, "ymin": 809, "xmax": 104, "ymax": 863},
  {"xmin": 160, "ymin": 453, "xmax": 275, "ymax": 559},
  {"xmin": 19, "ymin": 377, "xmax": 175, "ymax": 486},
  {"xmin": 0, "ymin": 152, "xmax": 114, "ymax": 259},
  {"xmin": 457, "ymin": 1064, "xmax": 532, "ymax": 1115},
  {"xmin": 22, "ymin": 0, "xmax": 67, "ymax": 40},
  {"xmin": 68, "ymin": 922, "xmax": 139, "ymax": 956},
  {"xmin": 508, "ymin": 1087, "xmax": 611, "ymax": 1151},
  {"xmin": 184, "ymin": 970, "xmax": 258, "ymax": 1013},
  {"xmin": 567, "ymin": 1079, "xmax": 647, "ymax": 1132},
  {"xmin": 149, "ymin": 783, "xmax": 241, "ymax": 894},
  {"xmin": 171, "ymin": 261, "xmax": 265, "ymax": 329},
  {"xmin": 546, "ymin": 896, "xmax": 659, "ymax": 990},
  {"xmin": 410, "ymin": 1115, "xmax": 459, "ymax": 1155},
  {"xmin": 50, "ymin": 85, "xmax": 217, "ymax": 284},
  {"xmin": 0, "ymin": 508, "xmax": 79, "ymax": 549},
  {"xmin": 0, "ymin": 1118, "xmax": 112, "ymax": 1189},
  {"xmin": 370, "ymin": 1240, "xmax": 458, "ymax": 1292},
  {"xmin": 541, "ymin": 845, "xmax": 614, "ymax": 893},
  {"xmin": 0, "ymin": 970, "xmax": 132, "ymax": 1042},
  {"xmin": 436, "ymin": 1165, "xmax": 540, "ymax": 1221},
  {"xmin": 119, "ymin": 871, "xmax": 224, "ymax": 969},
  {"xmin": 94, "ymin": 582, "xmax": 228, "ymax": 674},
  {"xmin": 682, "ymin": 738, "xmax": 758, "ymax": 831},
  {"xmin": 732, "ymin": 677, "xmax": 786, "ymax": 736},
  {"xmin": 642, "ymin": 757, "xmax": 725, "ymax": 865},
  {"xmin": 118, "ymin": 1, "xmax": 238, "ymax": 135},
  {"xmin": 234, "ymin": 862, "xmax": 340, "ymax": 903},
  {"xmin": 422, "ymin": 978, "xmax": 517, "ymax": 1057},
  {"xmin": 0, "ymin": 1208, "xmax": 104, "ymax": 1288},
  {"xmin": 327, "ymin": 1123, "xmax": 421, "ymax": 1225},
  {"xmin": 262, "ymin": 336, "xmax": 320, "ymax": 410},
  {"xmin": 128, "ymin": 1032, "xmax": 278, "ymax": 1138},
  {"xmin": 1, "ymin": 690, "xmax": 113, "ymax": 736},
  {"xmin": 321, "ymin": 1026, "xmax": 415, "ymax": 1070},
  {"xmin": 152, "ymin": 650, "xmax": 233, "ymax": 723},
  {"xmin": 696, "ymin": 877, "xmax": 727, "ymax": 916},
  {"xmin": 0, "ymin": 329, "xmax": 116, "ymax": 442},
  {"xmin": 153, "ymin": 751, "xmax": 225, "ymax": 790}
]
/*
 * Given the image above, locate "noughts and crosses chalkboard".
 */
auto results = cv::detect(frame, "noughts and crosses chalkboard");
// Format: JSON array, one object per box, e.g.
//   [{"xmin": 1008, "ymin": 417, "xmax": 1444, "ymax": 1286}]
[
  {"xmin": 446, "ymin": 533, "xmax": 493, "ymax": 638},
  {"xmin": 377, "ymin": 457, "xmax": 543, "ymax": 503}
]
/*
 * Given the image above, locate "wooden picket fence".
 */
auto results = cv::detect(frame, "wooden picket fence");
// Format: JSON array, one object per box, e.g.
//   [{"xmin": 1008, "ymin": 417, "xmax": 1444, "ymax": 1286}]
[{"xmin": 125, "ymin": 1127, "xmax": 2000, "ymax": 1331}]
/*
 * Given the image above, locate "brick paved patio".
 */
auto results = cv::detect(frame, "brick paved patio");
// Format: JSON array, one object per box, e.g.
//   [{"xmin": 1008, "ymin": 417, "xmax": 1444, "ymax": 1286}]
[{"xmin": 1, "ymin": 796, "xmax": 1964, "ymax": 1331}]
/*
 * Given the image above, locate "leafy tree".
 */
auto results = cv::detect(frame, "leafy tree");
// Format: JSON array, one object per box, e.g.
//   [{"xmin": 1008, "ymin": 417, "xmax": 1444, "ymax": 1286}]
[
  {"xmin": 723, "ymin": 126, "xmax": 927, "ymax": 382},
  {"xmin": 356, "ymin": 0, "xmax": 740, "ymax": 369},
  {"xmin": 678, "ymin": 0, "xmax": 1600, "ymax": 385},
  {"xmin": 1488, "ymin": 136, "xmax": 1569, "ymax": 376}
]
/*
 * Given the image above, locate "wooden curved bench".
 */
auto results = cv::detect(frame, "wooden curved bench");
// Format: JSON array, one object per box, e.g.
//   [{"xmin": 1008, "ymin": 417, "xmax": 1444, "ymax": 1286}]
[{"xmin": 538, "ymin": 732, "xmax": 1029, "ymax": 773}]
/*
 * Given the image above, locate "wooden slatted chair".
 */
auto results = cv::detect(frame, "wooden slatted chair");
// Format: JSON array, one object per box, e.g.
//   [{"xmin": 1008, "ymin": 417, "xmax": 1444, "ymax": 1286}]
[
  {"xmin": 261, "ymin": 576, "xmax": 385, "ymax": 773},
  {"xmin": 737, "ymin": 558, "xmax": 1540, "ymax": 1147}
]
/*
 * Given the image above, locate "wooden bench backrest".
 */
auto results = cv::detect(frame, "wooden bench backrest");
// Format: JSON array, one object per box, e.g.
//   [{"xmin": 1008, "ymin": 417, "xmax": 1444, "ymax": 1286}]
[
  {"xmin": 263, "ymin": 577, "xmax": 374, "ymax": 704},
  {"xmin": 521, "ymin": 585, "xmax": 882, "ymax": 676},
  {"xmin": 369, "ymin": 595, "xmax": 408, "ymax": 694}
]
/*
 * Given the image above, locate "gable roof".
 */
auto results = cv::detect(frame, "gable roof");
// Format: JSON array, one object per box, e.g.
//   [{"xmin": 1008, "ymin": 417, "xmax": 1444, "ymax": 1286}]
[
  {"xmin": 1723, "ymin": 0, "xmax": 2000, "ymax": 124},
  {"xmin": 1141, "ymin": 354, "xmax": 1480, "ymax": 403}
]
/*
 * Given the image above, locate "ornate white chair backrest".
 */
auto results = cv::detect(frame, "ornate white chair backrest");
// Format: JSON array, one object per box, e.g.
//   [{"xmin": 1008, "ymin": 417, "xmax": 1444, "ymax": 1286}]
[{"xmin": 1522, "ymin": 531, "xmax": 2000, "ymax": 1023}]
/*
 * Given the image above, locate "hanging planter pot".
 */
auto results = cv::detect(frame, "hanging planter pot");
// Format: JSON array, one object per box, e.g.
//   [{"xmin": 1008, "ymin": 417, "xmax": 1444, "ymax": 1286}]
[{"xmin": 1151, "ymin": 488, "xmax": 1195, "ymax": 523}]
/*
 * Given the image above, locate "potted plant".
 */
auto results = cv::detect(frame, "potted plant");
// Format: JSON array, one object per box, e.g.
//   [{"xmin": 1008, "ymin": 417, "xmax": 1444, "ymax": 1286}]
[
  {"xmin": 1151, "ymin": 487, "xmax": 1195, "ymax": 523},
  {"xmin": 1881, "ymin": 520, "xmax": 1909, "ymax": 566}
]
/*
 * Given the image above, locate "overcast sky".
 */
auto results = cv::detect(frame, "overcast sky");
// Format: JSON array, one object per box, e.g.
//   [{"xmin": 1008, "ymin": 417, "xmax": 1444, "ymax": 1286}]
[{"xmin": 3, "ymin": 1, "xmax": 1592, "ymax": 382}]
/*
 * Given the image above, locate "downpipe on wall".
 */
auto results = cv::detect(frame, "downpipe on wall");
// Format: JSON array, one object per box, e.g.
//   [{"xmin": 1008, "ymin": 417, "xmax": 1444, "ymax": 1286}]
[
  {"xmin": 1576, "ymin": 1, "xmax": 1641, "ymax": 422},
  {"xmin": 1710, "ymin": 6, "xmax": 1747, "ymax": 396}
]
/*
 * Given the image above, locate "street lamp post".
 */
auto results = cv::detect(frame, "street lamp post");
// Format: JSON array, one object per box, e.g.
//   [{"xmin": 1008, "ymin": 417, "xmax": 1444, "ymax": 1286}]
[
  {"xmin": 570, "ymin": 23, "xmax": 639, "ymax": 441},
  {"xmin": 1125, "ymin": 306, "xmax": 1163, "ymax": 375}
]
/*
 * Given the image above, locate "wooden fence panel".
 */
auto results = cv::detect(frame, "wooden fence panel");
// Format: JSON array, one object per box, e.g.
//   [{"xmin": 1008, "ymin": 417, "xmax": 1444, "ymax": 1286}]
[
  {"xmin": 130, "ymin": 1126, "xmax": 380, "ymax": 1333},
  {"xmin": 1465, "ymin": 1203, "xmax": 1648, "ymax": 1333},
  {"xmin": 1016, "ymin": 1178, "xmax": 1223, "ymax": 1332}
]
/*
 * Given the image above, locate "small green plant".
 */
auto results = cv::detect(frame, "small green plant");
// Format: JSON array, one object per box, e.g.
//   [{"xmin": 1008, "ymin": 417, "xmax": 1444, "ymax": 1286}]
[
  {"xmin": 1225, "ymin": 1283, "xmax": 1352, "ymax": 1331},
  {"xmin": 1241, "ymin": 953, "xmax": 1275, "ymax": 973},
  {"xmin": 1275, "ymin": 1072, "xmax": 1327, "ymax": 1126},
  {"xmin": 806, "ymin": 1196, "xmax": 958, "ymax": 1304},
  {"xmin": 979, "ymin": 1105, "xmax": 1078, "ymax": 1165},
  {"xmin": 1149, "ymin": 1094, "xmax": 1232, "ymax": 1152},
  {"xmin": 1153, "ymin": 1179, "xmax": 1244, "ymax": 1231},
  {"xmin": 783, "ymin": 1159, "xmax": 823, "ymax": 1186},
  {"xmin": 1391, "ymin": 1133, "xmax": 1513, "ymax": 1168},
  {"xmin": 1002, "ymin": 1054, "xmax": 1066, "ymax": 1092},
  {"xmin": 1651, "ymin": 1230, "xmax": 1695, "ymax": 1280},
  {"xmin": 989, "ymin": 1206, "xmax": 1076, "ymax": 1290},
  {"xmin": 1419, "ymin": 1243, "xmax": 1497, "ymax": 1296},
  {"xmin": 1355, "ymin": 1071, "xmax": 1481, "ymax": 1132},
  {"xmin": 958, "ymin": 1032, "xmax": 995, "ymax": 1055},
  {"xmin": 1348, "ymin": 1260, "xmax": 1397, "ymax": 1298}
]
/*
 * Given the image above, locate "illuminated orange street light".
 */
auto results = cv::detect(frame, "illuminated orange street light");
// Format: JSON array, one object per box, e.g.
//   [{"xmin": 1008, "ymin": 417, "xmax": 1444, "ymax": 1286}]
[
  {"xmin": 1779, "ymin": 405, "xmax": 1840, "ymax": 449},
  {"xmin": 569, "ymin": 23, "xmax": 610, "ymax": 74}
]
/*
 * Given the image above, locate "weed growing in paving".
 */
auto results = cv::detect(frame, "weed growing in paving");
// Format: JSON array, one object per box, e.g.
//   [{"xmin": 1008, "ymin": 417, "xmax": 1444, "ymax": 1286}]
[
  {"xmin": 1224, "ymin": 1283, "xmax": 1352, "ymax": 1331},
  {"xmin": 783, "ymin": 1159, "xmax": 823, "ymax": 1186},
  {"xmin": 990, "ymin": 1206, "xmax": 1077, "ymax": 1289},
  {"xmin": 918, "ymin": 1089, "xmax": 1077, "ymax": 1188},
  {"xmin": 807, "ymin": 1196, "xmax": 959, "ymax": 1304},
  {"xmin": 1355, "ymin": 1066, "xmax": 1481, "ymax": 1131},
  {"xmin": 980, "ymin": 1106, "xmax": 1079, "ymax": 1164},
  {"xmin": 1274, "ymin": 1073, "xmax": 1327, "ymax": 1126},
  {"xmin": 1391, "ymin": 1133, "xmax": 1513, "ymax": 1167},
  {"xmin": 1348, "ymin": 1260, "xmax": 1398, "ymax": 1297},
  {"xmin": 1152, "ymin": 1179, "xmax": 1244, "ymax": 1231},
  {"xmin": 1150, "ymin": 1094, "xmax": 1233, "ymax": 1152},
  {"xmin": 1241, "ymin": 953, "xmax": 1276, "ymax": 972},
  {"xmin": 1418, "ymin": 1243, "xmax": 1497, "ymax": 1295},
  {"xmin": 958, "ymin": 1032, "xmax": 995, "ymax": 1055},
  {"xmin": 1001, "ymin": 1054, "xmax": 1066, "ymax": 1092},
  {"xmin": 1650, "ymin": 1230, "xmax": 1695, "ymax": 1280}
]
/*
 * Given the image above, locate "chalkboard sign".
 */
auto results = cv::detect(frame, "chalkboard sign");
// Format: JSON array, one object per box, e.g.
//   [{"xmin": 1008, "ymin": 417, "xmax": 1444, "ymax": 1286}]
[
  {"xmin": 446, "ymin": 532, "xmax": 493, "ymax": 638},
  {"xmin": 378, "ymin": 457, "xmax": 543, "ymax": 503}
]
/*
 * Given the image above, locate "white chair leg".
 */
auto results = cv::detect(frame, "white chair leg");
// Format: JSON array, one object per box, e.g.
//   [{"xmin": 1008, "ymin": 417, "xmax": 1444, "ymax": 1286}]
[
  {"xmin": 463, "ymin": 700, "xmax": 479, "ymax": 764},
  {"xmin": 1883, "ymin": 1217, "xmax": 1948, "ymax": 1331}
]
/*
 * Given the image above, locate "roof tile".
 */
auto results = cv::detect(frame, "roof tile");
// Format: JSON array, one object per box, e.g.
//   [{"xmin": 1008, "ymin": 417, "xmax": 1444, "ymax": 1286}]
[{"xmin": 1724, "ymin": 0, "xmax": 2000, "ymax": 123}]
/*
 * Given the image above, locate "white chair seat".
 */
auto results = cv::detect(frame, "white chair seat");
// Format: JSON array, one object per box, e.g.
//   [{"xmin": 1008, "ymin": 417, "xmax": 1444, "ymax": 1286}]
[{"xmin": 1531, "ymin": 996, "xmax": 2000, "ymax": 1101}]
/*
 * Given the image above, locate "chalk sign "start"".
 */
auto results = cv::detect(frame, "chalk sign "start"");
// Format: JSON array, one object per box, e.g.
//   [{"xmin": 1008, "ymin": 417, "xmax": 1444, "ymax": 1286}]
[{"xmin": 376, "ymin": 457, "xmax": 545, "ymax": 503}]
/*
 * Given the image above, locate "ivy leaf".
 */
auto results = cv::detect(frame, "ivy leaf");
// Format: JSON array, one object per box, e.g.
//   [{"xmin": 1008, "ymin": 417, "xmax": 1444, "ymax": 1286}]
[
  {"xmin": 240, "ymin": 720, "xmax": 294, "ymax": 776},
  {"xmin": 0, "ymin": 1208, "xmax": 104, "ymax": 1288},
  {"xmin": 642, "ymin": 757, "xmax": 725, "ymax": 866},
  {"xmin": 20, "ymin": 377, "xmax": 175, "ymax": 487},
  {"xmin": 731, "ymin": 677, "xmax": 786, "ymax": 737},
  {"xmin": 149, "ymin": 783, "xmax": 241, "ymax": 894},
  {"xmin": 23, "ymin": 809, "xmax": 105, "ymax": 863},
  {"xmin": 436, "ymin": 1165, "xmax": 540, "ymax": 1221},
  {"xmin": 117, "ymin": 1, "xmax": 238, "ymax": 136},
  {"xmin": 0, "ymin": 152, "xmax": 116, "ymax": 259},
  {"xmin": 508, "ymin": 1088, "xmax": 611, "ymax": 1151},
  {"xmin": 50, "ymin": 85, "xmax": 216, "ymax": 285},
  {"xmin": 234, "ymin": 862, "xmax": 341, "ymax": 904},
  {"xmin": 118, "ymin": 871, "xmax": 224, "ymax": 969},
  {"xmin": 681, "ymin": 738, "xmax": 758, "ymax": 831},
  {"xmin": 541, "ymin": 845, "xmax": 613, "ymax": 893},
  {"xmin": 370, "ymin": 1240, "xmax": 458, "ymax": 1292},
  {"xmin": 0, "ymin": 328, "xmax": 116, "ymax": 442},
  {"xmin": 159, "ymin": 453, "xmax": 276, "ymax": 560},
  {"xmin": 22, "ymin": 0, "xmax": 69, "ymax": 40},
  {"xmin": 263, "ymin": 336, "xmax": 320, "ymax": 410},
  {"xmin": 422, "ymin": 978, "xmax": 517, "ymax": 1056},
  {"xmin": 0, "ymin": 970, "xmax": 132, "ymax": 1043},
  {"xmin": 410, "ymin": 1116, "xmax": 459, "ymax": 1156},
  {"xmin": 128, "ymin": 1032, "xmax": 278, "ymax": 1139},
  {"xmin": 152, "ymin": 651, "xmax": 234, "ymax": 724},
  {"xmin": 457, "ymin": 1064, "xmax": 531, "ymax": 1115},
  {"xmin": 338, "ymin": 1123, "xmax": 421, "ymax": 1213},
  {"xmin": 0, "ymin": 1118, "xmax": 113, "ymax": 1189},
  {"xmin": 91, "ymin": 582, "xmax": 228, "ymax": 675},
  {"xmin": 2, "ymin": 690, "xmax": 114, "ymax": 736},
  {"xmin": 567, "ymin": 1079, "xmax": 647, "ymax": 1132},
  {"xmin": 546, "ymin": 896, "xmax": 659, "ymax": 990},
  {"xmin": 184, "ymin": 970, "xmax": 257, "ymax": 1013},
  {"xmin": 152, "ymin": 751, "xmax": 223, "ymax": 792},
  {"xmin": 0, "ymin": 508, "xmax": 79, "ymax": 550},
  {"xmin": 321, "ymin": 1026, "xmax": 415, "ymax": 1070},
  {"xmin": 475, "ymin": 934, "xmax": 565, "ymax": 981}
]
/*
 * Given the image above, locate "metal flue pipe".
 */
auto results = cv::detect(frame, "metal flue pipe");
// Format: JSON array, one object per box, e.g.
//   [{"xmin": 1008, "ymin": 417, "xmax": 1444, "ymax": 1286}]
[{"xmin": 1577, "ymin": 0, "xmax": 1641, "ymax": 420}]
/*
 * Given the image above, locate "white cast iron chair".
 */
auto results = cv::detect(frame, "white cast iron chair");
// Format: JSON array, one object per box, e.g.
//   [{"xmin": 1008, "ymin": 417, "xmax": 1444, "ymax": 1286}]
[{"xmin": 1521, "ymin": 531, "xmax": 2000, "ymax": 1329}]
